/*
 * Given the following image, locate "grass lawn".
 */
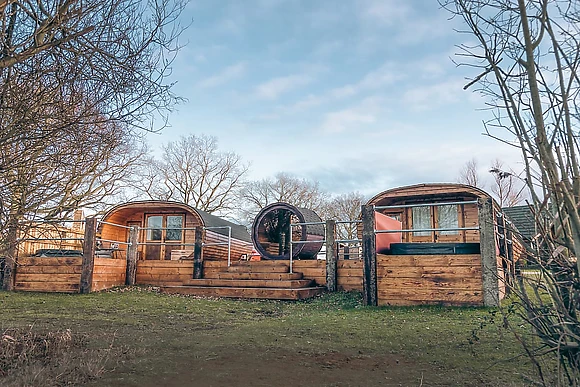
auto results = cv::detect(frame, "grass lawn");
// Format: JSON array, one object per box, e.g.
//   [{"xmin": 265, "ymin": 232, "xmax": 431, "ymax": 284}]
[{"xmin": 1, "ymin": 288, "xmax": 540, "ymax": 386}]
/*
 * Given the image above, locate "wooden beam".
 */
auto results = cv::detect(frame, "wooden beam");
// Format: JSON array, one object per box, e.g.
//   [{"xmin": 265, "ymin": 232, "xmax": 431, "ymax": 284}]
[
  {"xmin": 361, "ymin": 205, "xmax": 377, "ymax": 306},
  {"xmin": 478, "ymin": 198, "xmax": 499, "ymax": 307},
  {"xmin": 325, "ymin": 219, "xmax": 337, "ymax": 292},
  {"xmin": 125, "ymin": 226, "xmax": 139, "ymax": 285},
  {"xmin": 193, "ymin": 227, "xmax": 203, "ymax": 279},
  {"xmin": 80, "ymin": 217, "xmax": 97, "ymax": 294}
]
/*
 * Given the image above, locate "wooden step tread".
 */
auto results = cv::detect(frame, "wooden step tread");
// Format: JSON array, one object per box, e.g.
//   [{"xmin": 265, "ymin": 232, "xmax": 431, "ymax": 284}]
[
  {"xmin": 226, "ymin": 265, "xmax": 289, "ymax": 273},
  {"xmin": 159, "ymin": 285, "xmax": 324, "ymax": 300},
  {"xmin": 184, "ymin": 279, "xmax": 314, "ymax": 288},
  {"xmin": 204, "ymin": 272, "xmax": 303, "ymax": 280}
]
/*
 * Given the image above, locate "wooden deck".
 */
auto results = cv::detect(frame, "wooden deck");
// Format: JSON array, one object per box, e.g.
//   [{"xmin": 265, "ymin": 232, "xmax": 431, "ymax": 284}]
[{"xmin": 160, "ymin": 261, "xmax": 324, "ymax": 300}]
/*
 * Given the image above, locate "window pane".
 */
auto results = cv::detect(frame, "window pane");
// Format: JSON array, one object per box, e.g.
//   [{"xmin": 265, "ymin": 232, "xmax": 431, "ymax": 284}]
[
  {"xmin": 147, "ymin": 216, "xmax": 163, "ymax": 241},
  {"xmin": 166, "ymin": 215, "xmax": 183, "ymax": 241},
  {"xmin": 438, "ymin": 205, "xmax": 458, "ymax": 235},
  {"xmin": 412, "ymin": 207, "xmax": 431, "ymax": 236}
]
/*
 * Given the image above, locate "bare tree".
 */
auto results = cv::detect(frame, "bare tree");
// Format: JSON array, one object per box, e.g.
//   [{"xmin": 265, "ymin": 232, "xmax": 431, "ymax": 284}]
[
  {"xmin": 489, "ymin": 159, "xmax": 526, "ymax": 207},
  {"xmin": 239, "ymin": 173, "xmax": 329, "ymax": 225},
  {"xmin": 442, "ymin": 0, "xmax": 580, "ymax": 383},
  {"xmin": 322, "ymin": 192, "xmax": 366, "ymax": 241},
  {"xmin": 458, "ymin": 158, "xmax": 484, "ymax": 187},
  {"xmin": 0, "ymin": 0, "xmax": 186, "ymax": 290},
  {"xmin": 134, "ymin": 134, "xmax": 249, "ymax": 214}
]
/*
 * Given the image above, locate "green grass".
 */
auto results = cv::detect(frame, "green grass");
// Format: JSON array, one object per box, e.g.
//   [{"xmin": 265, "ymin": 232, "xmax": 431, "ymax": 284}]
[{"xmin": 0, "ymin": 289, "xmax": 540, "ymax": 386}]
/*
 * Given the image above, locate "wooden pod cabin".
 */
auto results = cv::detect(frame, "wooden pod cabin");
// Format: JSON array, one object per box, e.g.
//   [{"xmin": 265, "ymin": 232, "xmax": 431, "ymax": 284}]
[
  {"xmin": 366, "ymin": 183, "xmax": 528, "ymax": 307},
  {"xmin": 99, "ymin": 201, "xmax": 253, "ymax": 262},
  {"xmin": 252, "ymin": 202, "xmax": 324, "ymax": 260}
]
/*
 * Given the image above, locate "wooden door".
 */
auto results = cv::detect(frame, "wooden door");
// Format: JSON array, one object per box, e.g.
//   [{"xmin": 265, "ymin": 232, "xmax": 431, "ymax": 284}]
[{"xmin": 144, "ymin": 214, "xmax": 185, "ymax": 260}]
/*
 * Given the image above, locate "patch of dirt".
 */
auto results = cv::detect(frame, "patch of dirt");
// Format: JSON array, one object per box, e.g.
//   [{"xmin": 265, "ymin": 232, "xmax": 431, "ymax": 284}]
[{"xmin": 108, "ymin": 346, "xmax": 447, "ymax": 387}]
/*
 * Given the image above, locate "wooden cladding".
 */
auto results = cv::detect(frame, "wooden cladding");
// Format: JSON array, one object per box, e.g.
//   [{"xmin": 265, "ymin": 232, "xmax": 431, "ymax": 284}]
[
  {"xmin": 136, "ymin": 260, "xmax": 194, "ymax": 286},
  {"xmin": 376, "ymin": 254, "xmax": 484, "ymax": 306},
  {"xmin": 92, "ymin": 258, "xmax": 126, "ymax": 292},
  {"xmin": 14, "ymin": 256, "xmax": 127, "ymax": 293},
  {"xmin": 14, "ymin": 257, "xmax": 82, "ymax": 293}
]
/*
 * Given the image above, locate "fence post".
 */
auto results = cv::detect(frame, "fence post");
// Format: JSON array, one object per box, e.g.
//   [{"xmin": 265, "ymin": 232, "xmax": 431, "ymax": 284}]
[
  {"xmin": 80, "ymin": 217, "xmax": 97, "ymax": 294},
  {"xmin": 478, "ymin": 198, "xmax": 499, "ymax": 307},
  {"xmin": 325, "ymin": 220, "xmax": 337, "ymax": 292},
  {"xmin": 361, "ymin": 205, "xmax": 377, "ymax": 306},
  {"xmin": 125, "ymin": 226, "xmax": 139, "ymax": 285},
  {"xmin": 193, "ymin": 227, "xmax": 203, "ymax": 279}
]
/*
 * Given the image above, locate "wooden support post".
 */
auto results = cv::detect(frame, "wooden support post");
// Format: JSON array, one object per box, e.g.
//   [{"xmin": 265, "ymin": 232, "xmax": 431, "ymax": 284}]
[
  {"xmin": 361, "ymin": 205, "xmax": 377, "ymax": 306},
  {"xmin": 193, "ymin": 227, "xmax": 203, "ymax": 279},
  {"xmin": 325, "ymin": 219, "xmax": 337, "ymax": 292},
  {"xmin": 1, "ymin": 221, "xmax": 18, "ymax": 291},
  {"xmin": 80, "ymin": 217, "xmax": 97, "ymax": 294},
  {"xmin": 478, "ymin": 198, "xmax": 499, "ymax": 307},
  {"xmin": 125, "ymin": 226, "xmax": 139, "ymax": 285}
]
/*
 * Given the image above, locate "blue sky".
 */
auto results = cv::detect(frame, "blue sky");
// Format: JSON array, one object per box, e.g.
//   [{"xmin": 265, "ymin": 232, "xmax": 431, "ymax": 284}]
[{"xmin": 149, "ymin": 0, "xmax": 524, "ymax": 197}]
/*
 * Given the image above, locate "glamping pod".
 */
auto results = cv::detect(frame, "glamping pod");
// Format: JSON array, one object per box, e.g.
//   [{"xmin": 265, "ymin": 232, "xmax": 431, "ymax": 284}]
[
  {"xmin": 252, "ymin": 202, "xmax": 324, "ymax": 260},
  {"xmin": 99, "ymin": 201, "xmax": 253, "ymax": 261},
  {"xmin": 365, "ymin": 183, "xmax": 529, "ymax": 307}
]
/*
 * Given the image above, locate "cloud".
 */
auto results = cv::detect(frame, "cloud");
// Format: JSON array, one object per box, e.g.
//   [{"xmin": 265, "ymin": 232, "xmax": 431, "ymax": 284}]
[
  {"xmin": 321, "ymin": 97, "xmax": 385, "ymax": 133},
  {"xmin": 358, "ymin": 0, "xmax": 411, "ymax": 25},
  {"xmin": 198, "ymin": 62, "xmax": 247, "ymax": 89},
  {"xmin": 403, "ymin": 79, "xmax": 466, "ymax": 111},
  {"xmin": 254, "ymin": 74, "xmax": 313, "ymax": 100}
]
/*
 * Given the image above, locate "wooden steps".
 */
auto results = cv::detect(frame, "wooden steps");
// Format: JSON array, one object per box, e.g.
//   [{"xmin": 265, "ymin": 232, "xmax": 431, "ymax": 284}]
[
  {"xmin": 204, "ymin": 272, "xmax": 304, "ymax": 280},
  {"xmin": 159, "ymin": 285, "xmax": 323, "ymax": 300},
  {"xmin": 184, "ymin": 278, "xmax": 314, "ymax": 288},
  {"xmin": 160, "ymin": 261, "xmax": 324, "ymax": 300}
]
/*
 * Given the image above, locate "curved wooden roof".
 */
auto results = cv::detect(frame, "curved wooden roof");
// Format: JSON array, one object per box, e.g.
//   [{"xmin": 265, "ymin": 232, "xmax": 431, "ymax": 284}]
[
  {"xmin": 367, "ymin": 183, "xmax": 493, "ymax": 207},
  {"xmin": 101, "ymin": 200, "xmax": 251, "ymax": 242}
]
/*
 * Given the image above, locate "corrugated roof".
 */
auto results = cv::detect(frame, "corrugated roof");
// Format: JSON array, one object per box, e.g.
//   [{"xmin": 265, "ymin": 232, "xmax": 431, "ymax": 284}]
[
  {"xmin": 502, "ymin": 205, "xmax": 536, "ymax": 242},
  {"xmin": 196, "ymin": 208, "xmax": 252, "ymax": 243}
]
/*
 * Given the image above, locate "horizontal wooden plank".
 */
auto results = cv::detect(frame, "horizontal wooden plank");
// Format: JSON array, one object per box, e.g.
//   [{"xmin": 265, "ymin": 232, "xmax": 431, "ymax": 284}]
[
  {"xmin": 137, "ymin": 261, "xmax": 194, "ymax": 268},
  {"xmin": 337, "ymin": 268, "xmax": 363, "ymax": 277},
  {"xmin": 159, "ymin": 285, "xmax": 323, "ymax": 300},
  {"xmin": 16, "ymin": 265, "xmax": 82, "ymax": 274},
  {"xmin": 337, "ymin": 277, "xmax": 363, "ymax": 286},
  {"xmin": 94, "ymin": 258, "xmax": 126, "ymax": 267},
  {"xmin": 377, "ymin": 254, "xmax": 481, "ymax": 267},
  {"xmin": 378, "ymin": 288, "xmax": 483, "ymax": 302},
  {"xmin": 136, "ymin": 267, "xmax": 194, "ymax": 275},
  {"xmin": 184, "ymin": 279, "xmax": 314, "ymax": 288},
  {"xmin": 337, "ymin": 259, "xmax": 363, "ymax": 268},
  {"xmin": 15, "ymin": 273, "xmax": 80, "ymax": 283},
  {"xmin": 14, "ymin": 281, "xmax": 79, "ymax": 292},
  {"xmin": 377, "ymin": 266, "xmax": 482, "ymax": 279},
  {"xmin": 17, "ymin": 257, "xmax": 82, "ymax": 266},
  {"xmin": 378, "ymin": 298, "xmax": 482, "ymax": 307},
  {"xmin": 378, "ymin": 277, "xmax": 482, "ymax": 290}
]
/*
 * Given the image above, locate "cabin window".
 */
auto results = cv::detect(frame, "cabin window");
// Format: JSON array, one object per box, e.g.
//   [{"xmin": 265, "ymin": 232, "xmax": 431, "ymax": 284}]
[
  {"xmin": 147, "ymin": 216, "xmax": 163, "ymax": 241},
  {"xmin": 412, "ymin": 207, "xmax": 431, "ymax": 236},
  {"xmin": 438, "ymin": 205, "xmax": 459, "ymax": 235},
  {"xmin": 166, "ymin": 215, "xmax": 184, "ymax": 241}
]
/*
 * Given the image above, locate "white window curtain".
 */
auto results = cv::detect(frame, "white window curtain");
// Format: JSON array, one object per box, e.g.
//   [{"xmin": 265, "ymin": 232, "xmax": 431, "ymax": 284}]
[
  {"xmin": 438, "ymin": 205, "xmax": 458, "ymax": 235},
  {"xmin": 412, "ymin": 207, "xmax": 431, "ymax": 236}
]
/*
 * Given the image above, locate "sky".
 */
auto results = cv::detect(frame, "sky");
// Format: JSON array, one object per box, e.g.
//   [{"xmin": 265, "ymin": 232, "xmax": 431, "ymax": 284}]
[{"xmin": 147, "ymin": 0, "xmax": 525, "ymax": 198}]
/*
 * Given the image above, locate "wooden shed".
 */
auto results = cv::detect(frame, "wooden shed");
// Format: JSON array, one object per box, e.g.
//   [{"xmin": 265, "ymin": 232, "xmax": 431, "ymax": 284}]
[{"xmin": 363, "ymin": 183, "xmax": 528, "ymax": 307}]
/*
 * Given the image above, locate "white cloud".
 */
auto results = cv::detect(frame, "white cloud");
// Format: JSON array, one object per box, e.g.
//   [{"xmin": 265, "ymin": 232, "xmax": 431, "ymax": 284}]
[
  {"xmin": 403, "ymin": 79, "xmax": 466, "ymax": 111},
  {"xmin": 358, "ymin": 0, "xmax": 411, "ymax": 25},
  {"xmin": 198, "ymin": 62, "xmax": 247, "ymax": 89},
  {"xmin": 254, "ymin": 74, "xmax": 313, "ymax": 100},
  {"xmin": 321, "ymin": 97, "xmax": 385, "ymax": 133}
]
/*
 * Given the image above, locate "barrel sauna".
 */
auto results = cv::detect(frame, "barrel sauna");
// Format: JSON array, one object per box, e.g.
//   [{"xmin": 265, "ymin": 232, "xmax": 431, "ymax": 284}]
[{"xmin": 252, "ymin": 202, "xmax": 324, "ymax": 260}]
